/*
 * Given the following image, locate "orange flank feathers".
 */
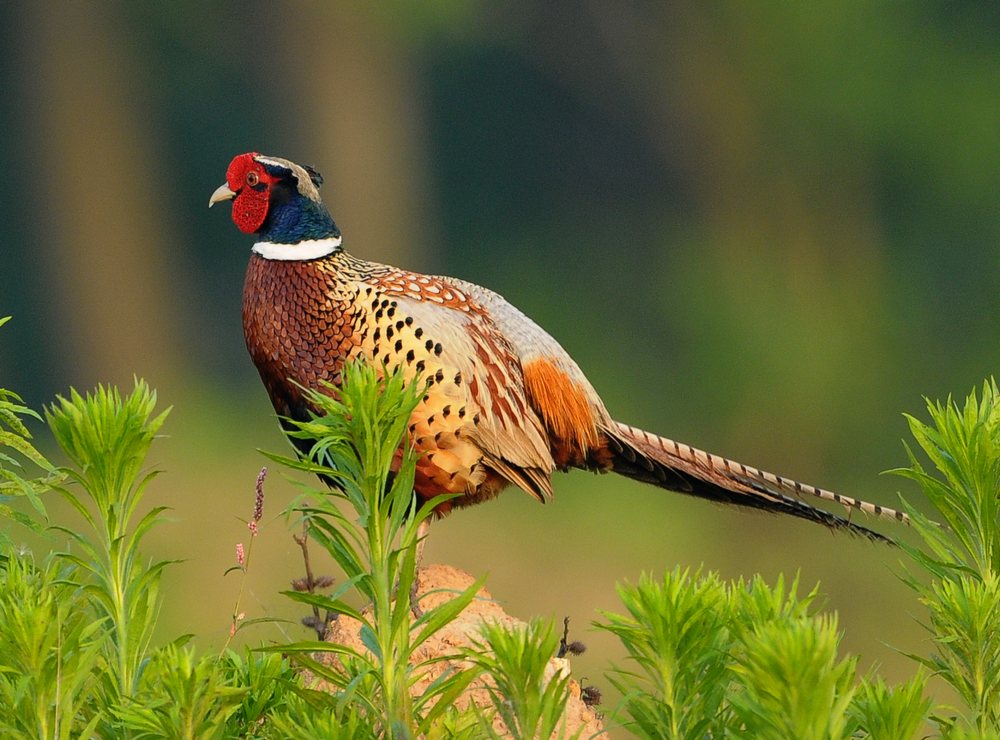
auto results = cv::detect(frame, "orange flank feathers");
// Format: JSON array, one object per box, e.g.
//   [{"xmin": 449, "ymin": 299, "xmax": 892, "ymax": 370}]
[{"xmin": 522, "ymin": 358, "xmax": 599, "ymax": 462}]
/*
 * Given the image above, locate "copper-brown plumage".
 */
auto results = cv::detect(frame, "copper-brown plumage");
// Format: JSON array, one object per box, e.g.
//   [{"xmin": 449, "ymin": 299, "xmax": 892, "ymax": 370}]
[{"xmin": 214, "ymin": 152, "xmax": 908, "ymax": 541}]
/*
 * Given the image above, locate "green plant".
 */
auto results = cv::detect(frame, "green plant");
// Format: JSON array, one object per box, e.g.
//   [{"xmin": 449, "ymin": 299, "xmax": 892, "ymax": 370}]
[
  {"xmin": 891, "ymin": 380, "xmax": 1000, "ymax": 733},
  {"xmin": 266, "ymin": 690, "xmax": 380, "ymax": 738},
  {"xmin": 0, "ymin": 551, "xmax": 104, "ymax": 738},
  {"xmin": 115, "ymin": 643, "xmax": 245, "ymax": 739},
  {"xmin": 592, "ymin": 380, "xmax": 1000, "ymax": 738},
  {"xmin": 728, "ymin": 577, "xmax": 862, "ymax": 739},
  {"xmin": 0, "ymin": 315, "xmax": 60, "ymax": 541},
  {"xmin": 222, "ymin": 650, "xmax": 298, "ymax": 735},
  {"xmin": 598, "ymin": 569, "xmax": 865, "ymax": 739},
  {"xmin": 0, "ymin": 354, "xmax": 580, "ymax": 737},
  {"xmin": 599, "ymin": 568, "xmax": 732, "ymax": 738},
  {"xmin": 262, "ymin": 361, "xmax": 485, "ymax": 738},
  {"xmin": 850, "ymin": 674, "xmax": 932, "ymax": 740},
  {"xmin": 17, "ymin": 309, "xmax": 1000, "ymax": 737},
  {"xmin": 46, "ymin": 382, "xmax": 173, "ymax": 708},
  {"xmin": 729, "ymin": 612, "xmax": 858, "ymax": 739},
  {"xmin": 33, "ymin": 382, "xmax": 296, "ymax": 737},
  {"xmin": 465, "ymin": 618, "xmax": 573, "ymax": 739},
  {"xmin": 893, "ymin": 379, "xmax": 1000, "ymax": 579}
]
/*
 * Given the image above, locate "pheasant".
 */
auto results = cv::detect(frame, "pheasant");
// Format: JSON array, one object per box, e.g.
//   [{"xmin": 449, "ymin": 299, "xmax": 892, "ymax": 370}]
[{"xmin": 210, "ymin": 152, "xmax": 907, "ymax": 543}]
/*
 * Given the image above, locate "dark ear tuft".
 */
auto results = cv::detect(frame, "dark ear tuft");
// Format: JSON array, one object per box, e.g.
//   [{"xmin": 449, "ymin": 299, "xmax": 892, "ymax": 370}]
[{"xmin": 303, "ymin": 164, "xmax": 324, "ymax": 189}]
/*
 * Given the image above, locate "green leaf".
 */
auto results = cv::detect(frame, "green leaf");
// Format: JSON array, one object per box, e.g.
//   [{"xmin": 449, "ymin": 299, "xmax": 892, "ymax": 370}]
[
  {"xmin": 359, "ymin": 624, "xmax": 382, "ymax": 660},
  {"xmin": 259, "ymin": 640, "xmax": 366, "ymax": 663},
  {"xmin": 412, "ymin": 573, "xmax": 486, "ymax": 652},
  {"xmin": 280, "ymin": 589, "xmax": 369, "ymax": 623}
]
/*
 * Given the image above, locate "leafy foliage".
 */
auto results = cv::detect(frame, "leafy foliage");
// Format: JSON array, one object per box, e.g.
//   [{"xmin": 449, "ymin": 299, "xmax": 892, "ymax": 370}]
[
  {"xmin": 262, "ymin": 360, "xmax": 487, "ymax": 737},
  {"xmin": 115, "ymin": 644, "xmax": 245, "ymax": 738},
  {"xmin": 599, "ymin": 570, "xmax": 869, "ymax": 738},
  {"xmin": 729, "ymin": 613, "xmax": 857, "ymax": 739},
  {"xmin": 850, "ymin": 674, "xmax": 932, "ymax": 740},
  {"xmin": 221, "ymin": 650, "xmax": 297, "ymax": 733},
  {"xmin": 46, "ymin": 382, "xmax": 173, "ymax": 709},
  {"xmin": 0, "ymin": 355, "xmax": 576, "ymax": 738},
  {"xmin": 9, "ymin": 309, "xmax": 1000, "ymax": 737},
  {"xmin": 592, "ymin": 380, "xmax": 1000, "ymax": 738},
  {"xmin": 891, "ymin": 379, "xmax": 1000, "ymax": 579},
  {"xmin": 0, "ymin": 552, "xmax": 104, "ymax": 738},
  {"xmin": 465, "ymin": 618, "xmax": 571, "ymax": 739},
  {"xmin": 890, "ymin": 380, "xmax": 1000, "ymax": 733},
  {"xmin": 599, "ymin": 568, "xmax": 732, "ymax": 737},
  {"xmin": 266, "ymin": 691, "xmax": 381, "ymax": 739},
  {"xmin": 0, "ymin": 315, "xmax": 61, "ymax": 540}
]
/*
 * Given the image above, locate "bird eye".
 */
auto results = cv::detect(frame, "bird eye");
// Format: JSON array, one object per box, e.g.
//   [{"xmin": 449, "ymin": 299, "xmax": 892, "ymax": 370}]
[{"xmin": 246, "ymin": 171, "xmax": 260, "ymax": 187}]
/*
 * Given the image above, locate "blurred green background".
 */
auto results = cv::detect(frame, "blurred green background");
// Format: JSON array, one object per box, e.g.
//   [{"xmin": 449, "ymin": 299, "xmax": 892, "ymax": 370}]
[{"xmin": 3, "ymin": 2, "xmax": 999, "ymax": 701}]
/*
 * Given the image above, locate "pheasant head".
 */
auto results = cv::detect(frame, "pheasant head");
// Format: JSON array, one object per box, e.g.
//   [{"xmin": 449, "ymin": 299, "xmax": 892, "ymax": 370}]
[{"xmin": 209, "ymin": 152, "xmax": 341, "ymax": 248}]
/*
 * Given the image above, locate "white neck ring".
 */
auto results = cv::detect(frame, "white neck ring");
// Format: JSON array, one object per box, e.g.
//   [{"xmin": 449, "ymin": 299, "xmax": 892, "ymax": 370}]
[{"xmin": 251, "ymin": 236, "xmax": 342, "ymax": 261}]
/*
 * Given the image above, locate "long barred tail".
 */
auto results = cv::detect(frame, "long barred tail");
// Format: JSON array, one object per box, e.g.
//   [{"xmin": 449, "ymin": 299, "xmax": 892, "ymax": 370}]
[{"xmin": 606, "ymin": 421, "xmax": 907, "ymax": 544}]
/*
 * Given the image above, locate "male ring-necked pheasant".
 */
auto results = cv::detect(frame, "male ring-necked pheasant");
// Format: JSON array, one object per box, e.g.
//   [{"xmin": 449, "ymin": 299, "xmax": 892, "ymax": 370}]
[{"xmin": 211, "ymin": 152, "xmax": 907, "ymax": 542}]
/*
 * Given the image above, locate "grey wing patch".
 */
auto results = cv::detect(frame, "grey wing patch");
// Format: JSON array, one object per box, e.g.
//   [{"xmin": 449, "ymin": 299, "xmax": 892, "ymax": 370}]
[{"xmin": 442, "ymin": 276, "xmax": 614, "ymax": 427}]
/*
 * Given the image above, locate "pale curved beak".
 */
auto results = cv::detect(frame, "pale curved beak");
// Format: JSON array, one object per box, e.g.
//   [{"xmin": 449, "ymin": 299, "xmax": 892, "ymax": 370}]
[{"xmin": 208, "ymin": 183, "xmax": 237, "ymax": 208}]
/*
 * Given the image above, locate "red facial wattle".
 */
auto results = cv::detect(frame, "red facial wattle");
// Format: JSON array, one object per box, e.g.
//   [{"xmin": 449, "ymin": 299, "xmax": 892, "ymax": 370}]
[{"xmin": 225, "ymin": 152, "xmax": 274, "ymax": 235}]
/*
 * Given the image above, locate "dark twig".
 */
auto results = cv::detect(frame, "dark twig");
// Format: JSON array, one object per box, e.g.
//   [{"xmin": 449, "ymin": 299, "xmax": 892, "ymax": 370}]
[
  {"xmin": 558, "ymin": 616, "xmax": 587, "ymax": 658},
  {"xmin": 293, "ymin": 510, "xmax": 335, "ymax": 639}
]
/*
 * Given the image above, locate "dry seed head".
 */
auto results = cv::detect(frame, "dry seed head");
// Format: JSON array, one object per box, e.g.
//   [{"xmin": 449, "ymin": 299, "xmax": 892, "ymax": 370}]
[{"xmin": 253, "ymin": 466, "xmax": 267, "ymax": 522}]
